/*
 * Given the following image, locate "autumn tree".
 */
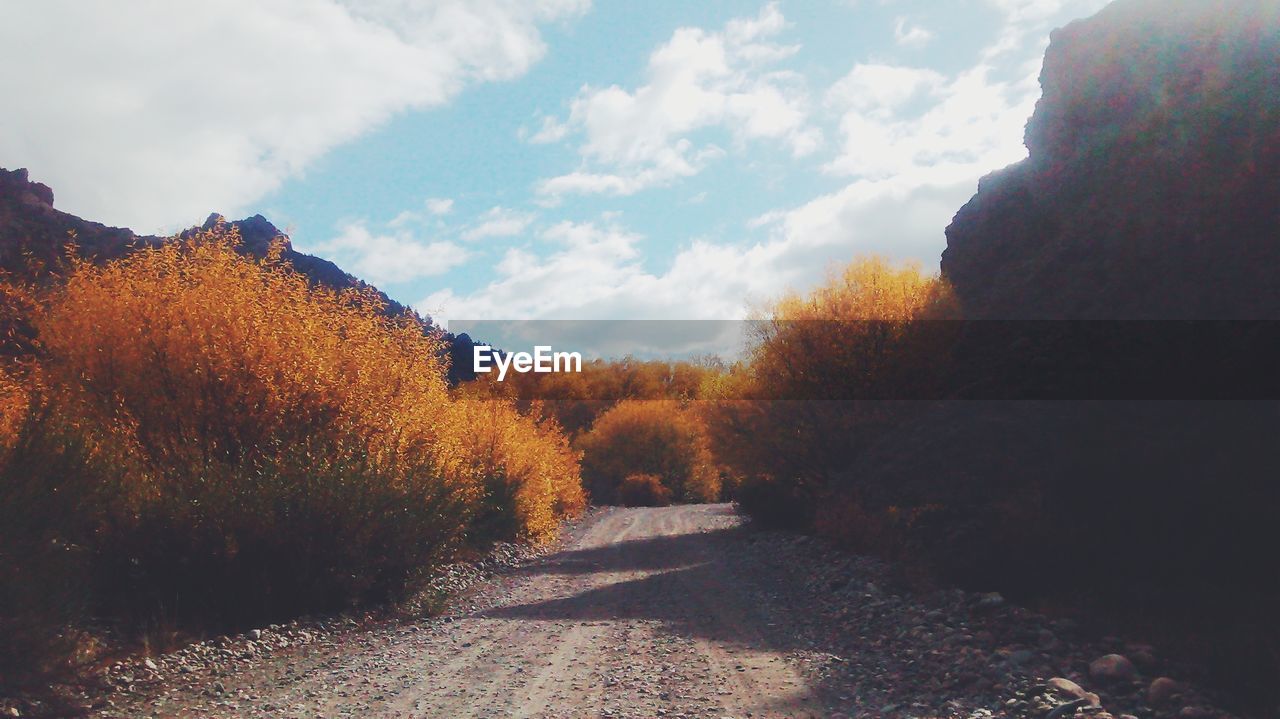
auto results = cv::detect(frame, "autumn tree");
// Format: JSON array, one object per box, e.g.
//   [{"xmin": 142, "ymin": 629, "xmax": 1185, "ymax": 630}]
[
  {"xmin": 706, "ymin": 256, "xmax": 957, "ymax": 527},
  {"xmin": 0, "ymin": 230, "xmax": 585, "ymax": 678},
  {"xmin": 576, "ymin": 400, "xmax": 721, "ymax": 505}
]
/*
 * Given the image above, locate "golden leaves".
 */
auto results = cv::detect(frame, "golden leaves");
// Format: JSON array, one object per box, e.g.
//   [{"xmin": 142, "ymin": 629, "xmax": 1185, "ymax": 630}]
[{"xmin": 7, "ymin": 228, "xmax": 583, "ymax": 560}]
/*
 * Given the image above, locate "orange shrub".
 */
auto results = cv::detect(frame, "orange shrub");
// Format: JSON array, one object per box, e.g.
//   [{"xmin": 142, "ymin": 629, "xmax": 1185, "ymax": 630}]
[
  {"xmin": 576, "ymin": 400, "xmax": 720, "ymax": 504},
  {"xmin": 0, "ymin": 366, "xmax": 28, "ymax": 454},
  {"xmin": 746, "ymin": 255, "xmax": 957, "ymax": 401},
  {"xmin": 484, "ymin": 356, "xmax": 724, "ymax": 438},
  {"xmin": 616, "ymin": 473, "xmax": 673, "ymax": 507},
  {"xmin": 0, "ymin": 230, "xmax": 584, "ymax": 648},
  {"xmin": 446, "ymin": 399, "xmax": 585, "ymax": 542},
  {"xmin": 706, "ymin": 256, "xmax": 957, "ymax": 528}
]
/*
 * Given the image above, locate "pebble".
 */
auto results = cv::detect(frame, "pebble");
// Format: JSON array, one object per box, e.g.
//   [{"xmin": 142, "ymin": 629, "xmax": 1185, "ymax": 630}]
[{"xmin": 18, "ymin": 507, "xmax": 1237, "ymax": 719}]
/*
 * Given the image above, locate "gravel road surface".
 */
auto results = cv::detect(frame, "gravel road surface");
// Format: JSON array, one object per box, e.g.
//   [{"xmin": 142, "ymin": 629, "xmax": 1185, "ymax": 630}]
[
  {"xmin": 100, "ymin": 505, "xmax": 833, "ymax": 718},
  {"xmin": 91, "ymin": 504, "xmax": 1233, "ymax": 719}
]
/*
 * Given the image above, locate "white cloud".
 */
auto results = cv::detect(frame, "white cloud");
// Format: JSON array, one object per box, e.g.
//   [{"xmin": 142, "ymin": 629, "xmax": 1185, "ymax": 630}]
[
  {"xmin": 463, "ymin": 206, "xmax": 536, "ymax": 240},
  {"xmin": 534, "ymin": 2, "xmax": 820, "ymax": 200},
  {"xmin": 388, "ymin": 196, "xmax": 455, "ymax": 228},
  {"xmin": 980, "ymin": 0, "xmax": 1110, "ymax": 60},
  {"xmin": 746, "ymin": 209, "xmax": 786, "ymax": 230},
  {"xmin": 537, "ymin": 142, "xmax": 725, "ymax": 198},
  {"xmin": 0, "ymin": 0, "xmax": 589, "ymax": 232},
  {"xmin": 422, "ymin": 220, "xmax": 650, "ymax": 320},
  {"xmin": 823, "ymin": 62, "xmax": 1031, "ymax": 180},
  {"xmin": 893, "ymin": 17, "xmax": 935, "ymax": 48},
  {"xmin": 822, "ymin": 1, "xmax": 1111, "ymax": 188},
  {"xmin": 425, "ymin": 170, "xmax": 983, "ymax": 329},
  {"xmin": 426, "ymin": 197, "xmax": 455, "ymax": 216},
  {"xmin": 522, "ymin": 114, "xmax": 571, "ymax": 144},
  {"xmin": 388, "ymin": 210, "xmax": 420, "ymax": 229},
  {"xmin": 310, "ymin": 221, "xmax": 469, "ymax": 286},
  {"xmin": 776, "ymin": 0, "xmax": 1109, "ymax": 270},
  {"xmin": 983, "ymin": 0, "xmax": 1100, "ymax": 25},
  {"xmin": 428, "ymin": 0, "xmax": 1112, "ymax": 327},
  {"xmin": 421, "ymin": 218, "xmax": 759, "ymax": 324}
]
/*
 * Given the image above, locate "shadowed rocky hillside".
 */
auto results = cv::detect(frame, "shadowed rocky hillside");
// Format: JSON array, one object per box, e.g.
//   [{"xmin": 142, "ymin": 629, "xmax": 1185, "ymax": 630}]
[
  {"xmin": 802, "ymin": 1, "xmax": 1280, "ymax": 709},
  {"xmin": 0, "ymin": 167, "xmax": 404, "ymax": 315},
  {"xmin": 942, "ymin": 0, "xmax": 1280, "ymax": 319},
  {"xmin": 0, "ymin": 168, "xmax": 493, "ymax": 380}
]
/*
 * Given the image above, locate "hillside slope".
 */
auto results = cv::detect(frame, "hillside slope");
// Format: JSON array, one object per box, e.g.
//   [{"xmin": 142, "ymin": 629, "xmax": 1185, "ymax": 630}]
[
  {"xmin": 941, "ymin": 0, "xmax": 1280, "ymax": 319},
  {"xmin": 0, "ymin": 167, "xmax": 406, "ymax": 315}
]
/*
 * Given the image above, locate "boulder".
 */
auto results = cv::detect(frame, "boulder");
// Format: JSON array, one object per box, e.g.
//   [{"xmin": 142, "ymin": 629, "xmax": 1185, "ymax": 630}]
[
  {"xmin": 1148, "ymin": 677, "xmax": 1181, "ymax": 706},
  {"xmin": 1089, "ymin": 654, "xmax": 1137, "ymax": 681}
]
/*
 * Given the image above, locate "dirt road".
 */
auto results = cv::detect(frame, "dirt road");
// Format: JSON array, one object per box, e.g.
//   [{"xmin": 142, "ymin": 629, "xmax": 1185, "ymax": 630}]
[
  {"xmin": 92, "ymin": 504, "xmax": 1236, "ymax": 719},
  {"xmin": 107, "ymin": 505, "xmax": 835, "ymax": 718}
]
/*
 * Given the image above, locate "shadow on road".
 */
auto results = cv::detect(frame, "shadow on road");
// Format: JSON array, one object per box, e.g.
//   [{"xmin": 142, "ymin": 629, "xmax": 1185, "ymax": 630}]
[
  {"xmin": 503, "ymin": 524, "xmax": 739, "ymax": 578},
  {"xmin": 481, "ymin": 513, "xmax": 839, "ymax": 716},
  {"xmin": 475, "ymin": 505, "xmax": 1079, "ymax": 718}
]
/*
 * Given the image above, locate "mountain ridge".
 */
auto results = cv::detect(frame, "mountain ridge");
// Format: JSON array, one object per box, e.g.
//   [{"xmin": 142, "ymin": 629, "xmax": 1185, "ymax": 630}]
[{"xmin": 0, "ymin": 167, "xmax": 412, "ymax": 319}]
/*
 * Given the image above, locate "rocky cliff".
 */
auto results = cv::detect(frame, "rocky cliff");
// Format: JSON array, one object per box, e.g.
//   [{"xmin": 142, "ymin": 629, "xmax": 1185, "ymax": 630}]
[
  {"xmin": 941, "ymin": 0, "xmax": 1280, "ymax": 319},
  {"xmin": 861, "ymin": 5, "xmax": 1280, "ymax": 705},
  {"xmin": 0, "ymin": 167, "xmax": 407, "ymax": 316}
]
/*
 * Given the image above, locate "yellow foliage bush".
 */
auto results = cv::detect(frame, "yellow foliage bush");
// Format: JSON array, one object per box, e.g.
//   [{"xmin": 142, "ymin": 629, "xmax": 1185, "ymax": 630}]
[
  {"xmin": 446, "ymin": 399, "xmax": 585, "ymax": 542},
  {"xmin": 746, "ymin": 255, "xmax": 957, "ymax": 399},
  {"xmin": 0, "ymin": 231, "xmax": 584, "ymax": 664},
  {"xmin": 707, "ymin": 256, "xmax": 957, "ymax": 527},
  {"xmin": 479, "ymin": 355, "xmax": 725, "ymax": 438},
  {"xmin": 0, "ymin": 367, "xmax": 28, "ymax": 455},
  {"xmin": 616, "ymin": 473, "xmax": 673, "ymax": 507},
  {"xmin": 576, "ymin": 400, "xmax": 721, "ymax": 505}
]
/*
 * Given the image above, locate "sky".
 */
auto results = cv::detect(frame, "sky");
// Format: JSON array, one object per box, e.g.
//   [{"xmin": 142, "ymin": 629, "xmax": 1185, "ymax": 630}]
[{"xmin": 1, "ymin": 0, "xmax": 1110, "ymax": 327}]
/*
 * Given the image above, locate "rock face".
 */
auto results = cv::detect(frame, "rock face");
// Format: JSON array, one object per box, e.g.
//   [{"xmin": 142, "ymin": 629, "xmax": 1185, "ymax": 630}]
[
  {"xmin": 833, "ymin": 5, "xmax": 1280, "ymax": 709},
  {"xmin": 0, "ymin": 166, "xmax": 477, "ymax": 376},
  {"xmin": 0, "ymin": 167, "xmax": 163, "ymax": 277},
  {"xmin": 0, "ymin": 167, "xmax": 406, "ymax": 317},
  {"xmin": 941, "ymin": 0, "xmax": 1280, "ymax": 319}
]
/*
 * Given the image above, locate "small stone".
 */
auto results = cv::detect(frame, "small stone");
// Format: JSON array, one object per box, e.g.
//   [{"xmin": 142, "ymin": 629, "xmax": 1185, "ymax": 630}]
[
  {"xmin": 1148, "ymin": 677, "xmax": 1181, "ymax": 705},
  {"xmin": 1047, "ymin": 677, "xmax": 1101, "ymax": 707},
  {"xmin": 1008, "ymin": 649, "xmax": 1036, "ymax": 666},
  {"xmin": 248, "ymin": 629, "xmax": 263, "ymax": 640},
  {"xmin": 1089, "ymin": 654, "xmax": 1136, "ymax": 681},
  {"xmin": 975, "ymin": 592, "xmax": 1005, "ymax": 609},
  {"xmin": 143, "ymin": 658, "xmax": 158, "ymax": 671},
  {"xmin": 2, "ymin": 707, "xmax": 19, "ymax": 718},
  {"xmin": 1047, "ymin": 678, "xmax": 1086, "ymax": 697}
]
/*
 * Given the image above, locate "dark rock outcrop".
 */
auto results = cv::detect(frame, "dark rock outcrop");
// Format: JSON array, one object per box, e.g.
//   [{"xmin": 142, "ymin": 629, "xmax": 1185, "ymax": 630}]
[
  {"xmin": 182, "ymin": 212, "xmax": 383, "ymax": 307},
  {"xmin": 840, "ymin": 3, "xmax": 1280, "ymax": 708},
  {"xmin": 941, "ymin": 0, "xmax": 1280, "ymax": 319},
  {"xmin": 0, "ymin": 167, "xmax": 165, "ymax": 276},
  {"xmin": 0, "ymin": 167, "xmax": 409, "ymax": 318},
  {"xmin": 0, "ymin": 166, "xmax": 475, "ymax": 376}
]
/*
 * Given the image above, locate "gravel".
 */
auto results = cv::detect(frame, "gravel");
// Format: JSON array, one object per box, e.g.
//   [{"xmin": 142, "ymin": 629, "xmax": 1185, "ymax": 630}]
[{"xmin": 0, "ymin": 505, "xmax": 1239, "ymax": 719}]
